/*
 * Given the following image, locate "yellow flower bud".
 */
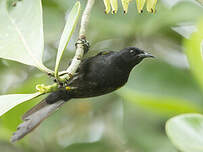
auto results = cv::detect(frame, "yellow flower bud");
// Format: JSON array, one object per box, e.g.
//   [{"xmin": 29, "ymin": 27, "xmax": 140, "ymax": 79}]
[
  {"xmin": 121, "ymin": 0, "xmax": 132, "ymax": 14},
  {"xmin": 103, "ymin": 0, "xmax": 158, "ymax": 14},
  {"xmin": 110, "ymin": 0, "xmax": 118, "ymax": 14},
  {"xmin": 147, "ymin": 0, "xmax": 157, "ymax": 13},
  {"xmin": 136, "ymin": 0, "xmax": 146, "ymax": 13},
  {"xmin": 103, "ymin": 0, "xmax": 111, "ymax": 14}
]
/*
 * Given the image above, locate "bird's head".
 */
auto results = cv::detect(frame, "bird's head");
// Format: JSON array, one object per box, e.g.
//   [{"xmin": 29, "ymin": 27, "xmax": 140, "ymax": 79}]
[{"xmin": 119, "ymin": 47, "xmax": 154, "ymax": 68}]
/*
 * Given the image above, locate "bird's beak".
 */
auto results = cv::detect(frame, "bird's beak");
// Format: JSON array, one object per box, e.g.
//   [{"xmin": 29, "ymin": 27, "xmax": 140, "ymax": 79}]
[{"xmin": 138, "ymin": 52, "xmax": 155, "ymax": 58}]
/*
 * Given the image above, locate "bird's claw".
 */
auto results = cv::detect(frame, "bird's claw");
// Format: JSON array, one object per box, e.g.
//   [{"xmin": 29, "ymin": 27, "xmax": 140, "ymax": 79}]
[{"xmin": 75, "ymin": 38, "xmax": 90, "ymax": 54}]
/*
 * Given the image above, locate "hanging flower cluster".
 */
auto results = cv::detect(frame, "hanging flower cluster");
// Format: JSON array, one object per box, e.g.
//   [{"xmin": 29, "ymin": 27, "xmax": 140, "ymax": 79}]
[{"xmin": 103, "ymin": 0, "xmax": 158, "ymax": 14}]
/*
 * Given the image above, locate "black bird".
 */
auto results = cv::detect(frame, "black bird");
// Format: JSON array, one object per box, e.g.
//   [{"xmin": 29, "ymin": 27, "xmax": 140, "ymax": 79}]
[{"xmin": 11, "ymin": 47, "xmax": 154, "ymax": 142}]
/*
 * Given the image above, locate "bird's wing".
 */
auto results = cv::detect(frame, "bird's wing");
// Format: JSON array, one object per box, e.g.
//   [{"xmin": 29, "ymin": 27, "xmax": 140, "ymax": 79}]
[{"xmin": 11, "ymin": 100, "xmax": 65, "ymax": 143}]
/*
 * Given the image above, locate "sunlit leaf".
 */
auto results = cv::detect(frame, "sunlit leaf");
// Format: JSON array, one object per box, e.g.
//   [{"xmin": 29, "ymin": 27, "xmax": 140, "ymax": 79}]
[
  {"xmin": 172, "ymin": 23, "xmax": 197, "ymax": 39},
  {"xmin": 196, "ymin": 0, "xmax": 203, "ymax": 5},
  {"xmin": 0, "ymin": 92, "xmax": 42, "ymax": 117},
  {"xmin": 184, "ymin": 20, "xmax": 203, "ymax": 91},
  {"xmin": 0, "ymin": 0, "xmax": 53, "ymax": 74},
  {"xmin": 54, "ymin": 1, "xmax": 80, "ymax": 79},
  {"xmin": 166, "ymin": 114, "xmax": 203, "ymax": 152},
  {"xmin": 1, "ymin": 74, "xmax": 47, "ymax": 131},
  {"xmin": 117, "ymin": 88, "xmax": 202, "ymax": 116}
]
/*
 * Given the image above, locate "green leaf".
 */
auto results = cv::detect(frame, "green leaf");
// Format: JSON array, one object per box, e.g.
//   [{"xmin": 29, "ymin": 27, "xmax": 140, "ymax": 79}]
[
  {"xmin": 0, "ymin": 92, "xmax": 42, "ymax": 117},
  {"xmin": 184, "ymin": 20, "xmax": 203, "ymax": 91},
  {"xmin": 0, "ymin": 0, "xmax": 53, "ymax": 74},
  {"xmin": 196, "ymin": 0, "xmax": 203, "ymax": 5},
  {"xmin": 117, "ymin": 88, "xmax": 202, "ymax": 116},
  {"xmin": 166, "ymin": 114, "xmax": 203, "ymax": 152},
  {"xmin": 54, "ymin": 1, "xmax": 80, "ymax": 79}
]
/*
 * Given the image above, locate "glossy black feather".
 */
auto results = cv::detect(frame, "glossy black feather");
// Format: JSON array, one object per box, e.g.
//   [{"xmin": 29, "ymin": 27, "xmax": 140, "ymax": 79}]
[{"xmin": 11, "ymin": 47, "xmax": 154, "ymax": 142}]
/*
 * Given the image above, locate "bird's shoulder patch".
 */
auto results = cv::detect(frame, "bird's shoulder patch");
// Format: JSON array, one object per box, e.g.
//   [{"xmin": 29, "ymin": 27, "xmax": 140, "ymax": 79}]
[{"xmin": 97, "ymin": 51, "xmax": 114, "ymax": 56}]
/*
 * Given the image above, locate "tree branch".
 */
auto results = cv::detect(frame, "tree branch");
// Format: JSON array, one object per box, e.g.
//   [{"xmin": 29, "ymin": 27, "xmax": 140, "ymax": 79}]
[
  {"xmin": 60, "ymin": 0, "xmax": 95, "ymax": 81},
  {"xmin": 79, "ymin": 0, "xmax": 95, "ymax": 38},
  {"xmin": 36, "ymin": 0, "xmax": 95, "ymax": 92}
]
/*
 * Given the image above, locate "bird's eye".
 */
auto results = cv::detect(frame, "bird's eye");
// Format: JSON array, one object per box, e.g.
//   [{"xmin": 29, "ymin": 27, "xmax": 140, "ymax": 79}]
[{"xmin": 130, "ymin": 50, "xmax": 135, "ymax": 55}]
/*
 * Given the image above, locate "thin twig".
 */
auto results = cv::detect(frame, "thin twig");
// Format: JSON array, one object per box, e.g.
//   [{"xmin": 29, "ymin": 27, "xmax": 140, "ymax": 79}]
[
  {"xmin": 61, "ymin": 0, "xmax": 95, "ymax": 81},
  {"xmin": 37, "ymin": 0, "xmax": 95, "ymax": 91},
  {"xmin": 79, "ymin": 0, "xmax": 95, "ymax": 38}
]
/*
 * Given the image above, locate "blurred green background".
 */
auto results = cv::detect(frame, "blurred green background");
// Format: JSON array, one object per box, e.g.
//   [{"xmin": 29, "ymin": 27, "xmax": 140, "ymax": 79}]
[{"xmin": 0, "ymin": 0, "xmax": 203, "ymax": 151}]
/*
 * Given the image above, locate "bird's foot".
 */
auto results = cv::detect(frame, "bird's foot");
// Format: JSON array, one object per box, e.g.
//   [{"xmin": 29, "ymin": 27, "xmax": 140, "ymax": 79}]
[
  {"xmin": 53, "ymin": 79, "xmax": 64, "ymax": 88},
  {"xmin": 75, "ymin": 38, "xmax": 90, "ymax": 54}
]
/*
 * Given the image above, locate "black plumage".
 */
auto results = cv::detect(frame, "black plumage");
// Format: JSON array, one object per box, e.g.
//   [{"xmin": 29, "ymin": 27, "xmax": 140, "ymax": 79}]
[{"xmin": 11, "ymin": 47, "xmax": 154, "ymax": 142}]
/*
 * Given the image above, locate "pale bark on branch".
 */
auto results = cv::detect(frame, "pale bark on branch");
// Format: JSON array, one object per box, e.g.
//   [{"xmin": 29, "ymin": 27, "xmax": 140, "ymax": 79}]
[{"xmin": 64, "ymin": 0, "xmax": 95, "ymax": 80}]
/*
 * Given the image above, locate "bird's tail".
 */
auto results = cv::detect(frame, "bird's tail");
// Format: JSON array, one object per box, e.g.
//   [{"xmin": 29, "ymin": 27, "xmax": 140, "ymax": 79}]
[{"xmin": 11, "ymin": 90, "xmax": 71, "ymax": 143}]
